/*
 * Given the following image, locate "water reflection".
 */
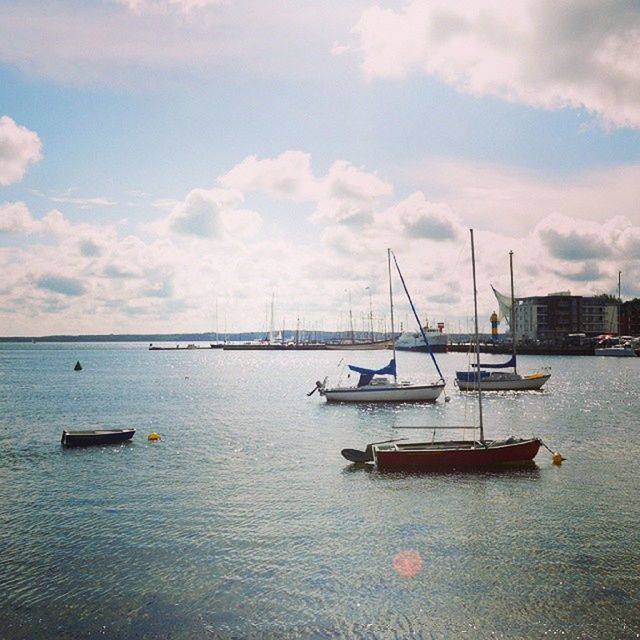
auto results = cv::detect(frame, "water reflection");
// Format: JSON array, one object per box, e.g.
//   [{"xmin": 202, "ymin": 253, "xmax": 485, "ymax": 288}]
[{"xmin": 342, "ymin": 460, "xmax": 541, "ymax": 478}]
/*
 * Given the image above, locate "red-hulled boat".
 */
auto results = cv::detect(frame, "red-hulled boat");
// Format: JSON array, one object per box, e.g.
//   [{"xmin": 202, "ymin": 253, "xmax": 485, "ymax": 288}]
[
  {"xmin": 341, "ymin": 230, "xmax": 546, "ymax": 472},
  {"xmin": 342, "ymin": 437, "xmax": 541, "ymax": 471}
]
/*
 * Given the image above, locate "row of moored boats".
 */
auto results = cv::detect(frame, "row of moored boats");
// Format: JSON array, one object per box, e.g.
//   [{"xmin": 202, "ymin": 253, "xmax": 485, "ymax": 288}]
[{"xmin": 313, "ymin": 235, "xmax": 565, "ymax": 472}]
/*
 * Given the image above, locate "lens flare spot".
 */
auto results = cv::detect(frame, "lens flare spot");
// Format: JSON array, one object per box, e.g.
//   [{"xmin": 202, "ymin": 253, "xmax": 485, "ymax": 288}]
[{"xmin": 392, "ymin": 549, "xmax": 422, "ymax": 577}]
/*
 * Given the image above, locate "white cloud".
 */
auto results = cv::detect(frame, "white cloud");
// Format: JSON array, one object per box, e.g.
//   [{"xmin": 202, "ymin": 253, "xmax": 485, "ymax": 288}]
[
  {"xmin": 219, "ymin": 151, "xmax": 319, "ymax": 202},
  {"xmin": 0, "ymin": 116, "xmax": 42, "ymax": 185},
  {"xmin": 221, "ymin": 151, "xmax": 393, "ymax": 226},
  {"xmin": 49, "ymin": 194, "xmax": 117, "ymax": 209},
  {"xmin": 152, "ymin": 187, "xmax": 262, "ymax": 239},
  {"xmin": 536, "ymin": 214, "xmax": 612, "ymax": 261},
  {"xmin": 324, "ymin": 160, "xmax": 391, "ymax": 202},
  {"xmin": 558, "ymin": 261, "xmax": 605, "ymax": 282},
  {"xmin": 5, "ymin": 149, "xmax": 640, "ymax": 335},
  {"xmin": 0, "ymin": 202, "xmax": 71, "ymax": 236},
  {"xmin": 153, "ymin": 198, "xmax": 182, "ymax": 210},
  {"xmin": 168, "ymin": 188, "xmax": 236, "ymax": 237},
  {"xmin": 116, "ymin": 0, "xmax": 224, "ymax": 15},
  {"xmin": 0, "ymin": 1, "xmax": 361, "ymax": 85},
  {"xmin": 79, "ymin": 239, "xmax": 103, "ymax": 257},
  {"xmin": 350, "ymin": 0, "xmax": 640, "ymax": 128},
  {"xmin": 39, "ymin": 210, "xmax": 73, "ymax": 236},
  {"xmin": 386, "ymin": 192, "xmax": 460, "ymax": 241},
  {"xmin": 36, "ymin": 274, "xmax": 87, "ymax": 297},
  {"xmin": 0, "ymin": 202, "xmax": 33, "ymax": 233},
  {"xmin": 534, "ymin": 213, "xmax": 639, "ymax": 263},
  {"xmin": 314, "ymin": 160, "xmax": 392, "ymax": 225},
  {"xmin": 401, "ymin": 158, "xmax": 640, "ymax": 236}
]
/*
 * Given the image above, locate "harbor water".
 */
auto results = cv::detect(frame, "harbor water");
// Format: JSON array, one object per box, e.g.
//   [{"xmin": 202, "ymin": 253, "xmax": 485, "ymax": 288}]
[{"xmin": 0, "ymin": 343, "xmax": 638, "ymax": 639}]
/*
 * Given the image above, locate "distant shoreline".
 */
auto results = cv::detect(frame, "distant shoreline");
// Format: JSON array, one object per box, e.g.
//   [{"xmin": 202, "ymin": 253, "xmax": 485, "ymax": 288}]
[
  {"xmin": 0, "ymin": 333, "xmax": 222, "ymax": 343},
  {"xmin": 0, "ymin": 331, "xmax": 396, "ymax": 344},
  {"xmin": 0, "ymin": 331, "xmax": 490, "ymax": 344},
  {"xmin": 0, "ymin": 335, "xmax": 608, "ymax": 356}
]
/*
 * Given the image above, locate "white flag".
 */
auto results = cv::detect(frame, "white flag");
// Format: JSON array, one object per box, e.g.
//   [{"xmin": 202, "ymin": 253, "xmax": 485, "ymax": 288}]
[{"xmin": 491, "ymin": 285, "xmax": 512, "ymax": 327}]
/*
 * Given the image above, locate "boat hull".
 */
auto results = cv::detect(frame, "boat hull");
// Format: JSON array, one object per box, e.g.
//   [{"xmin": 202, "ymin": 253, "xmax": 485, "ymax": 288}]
[
  {"xmin": 594, "ymin": 347, "xmax": 637, "ymax": 357},
  {"xmin": 223, "ymin": 343, "xmax": 327, "ymax": 350},
  {"xmin": 455, "ymin": 373, "xmax": 550, "ymax": 391},
  {"xmin": 324, "ymin": 339, "xmax": 393, "ymax": 351},
  {"xmin": 373, "ymin": 438, "xmax": 541, "ymax": 471},
  {"xmin": 395, "ymin": 344, "xmax": 448, "ymax": 353},
  {"xmin": 394, "ymin": 332, "xmax": 448, "ymax": 353},
  {"xmin": 61, "ymin": 429, "xmax": 136, "ymax": 447},
  {"xmin": 321, "ymin": 382, "xmax": 445, "ymax": 403}
]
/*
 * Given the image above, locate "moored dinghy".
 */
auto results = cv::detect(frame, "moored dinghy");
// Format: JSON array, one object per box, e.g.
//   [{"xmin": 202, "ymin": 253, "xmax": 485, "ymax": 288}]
[
  {"xmin": 341, "ymin": 229, "xmax": 556, "ymax": 471},
  {"xmin": 61, "ymin": 428, "xmax": 136, "ymax": 447}
]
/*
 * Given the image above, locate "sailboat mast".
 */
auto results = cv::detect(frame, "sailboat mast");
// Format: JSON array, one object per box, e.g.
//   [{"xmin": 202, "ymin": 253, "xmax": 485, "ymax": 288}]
[
  {"xmin": 618, "ymin": 270, "xmax": 622, "ymax": 336},
  {"xmin": 470, "ymin": 229, "xmax": 484, "ymax": 442},
  {"xmin": 215, "ymin": 297, "xmax": 219, "ymax": 344},
  {"xmin": 387, "ymin": 248, "xmax": 397, "ymax": 382},
  {"xmin": 509, "ymin": 250, "xmax": 517, "ymax": 375},
  {"xmin": 348, "ymin": 290, "xmax": 355, "ymax": 344},
  {"xmin": 270, "ymin": 293, "xmax": 275, "ymax": 343},
  {"xmin": 367, "ymin": 287, "xmax": 374, "ymax": 341}
]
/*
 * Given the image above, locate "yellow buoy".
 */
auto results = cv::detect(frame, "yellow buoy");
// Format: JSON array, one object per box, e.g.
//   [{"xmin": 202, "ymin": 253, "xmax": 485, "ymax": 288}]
[
  {"xmin": 552, "ymin": 451, "xmax": 564, "ymax": 465},
  {"xmin": 147, "ymin": 432, "xmax": 161, "ymax": 441}
]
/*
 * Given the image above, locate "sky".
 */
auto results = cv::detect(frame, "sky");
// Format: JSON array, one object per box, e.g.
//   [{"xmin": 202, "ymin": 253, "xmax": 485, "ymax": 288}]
[{"xmin": 1, "ymin": 0, "xmax": 640, "ymax": 337}]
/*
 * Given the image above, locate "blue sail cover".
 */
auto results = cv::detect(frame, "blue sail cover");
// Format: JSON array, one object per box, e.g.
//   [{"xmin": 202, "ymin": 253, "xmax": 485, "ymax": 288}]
[
  {"xmin": 456, "ymin": 370, "xmax": 490, "ymax": 382},
  {"xmin": 471, "ymin": 354, "xmax": 516, "ymax": 369},
  {"xmin": 348, "ymin": 359, "xmax": 396, "ymax": 387}
]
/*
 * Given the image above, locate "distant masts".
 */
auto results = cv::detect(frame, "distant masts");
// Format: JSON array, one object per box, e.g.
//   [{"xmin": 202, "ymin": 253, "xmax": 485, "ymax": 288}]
[{"xmin": 618, "ymin": 270, "xmax": 622, "ymax": 336}]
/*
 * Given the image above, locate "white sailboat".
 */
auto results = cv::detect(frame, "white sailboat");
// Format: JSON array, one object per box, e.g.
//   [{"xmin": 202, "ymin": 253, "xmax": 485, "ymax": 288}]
[
  {"xmin": 310, "ymin": 249, "xmax": 446, "ymax": 403},
  {"xmin": 324, "ymin": 289, "xmax": 393, "ymax": 350},
  {"xmin": 455, "ymin": 250, "xmax": 550, "ymax": 391},
  {"xmin": 594, "ymin": 272, "xmax": 637, "ymax": 357}
]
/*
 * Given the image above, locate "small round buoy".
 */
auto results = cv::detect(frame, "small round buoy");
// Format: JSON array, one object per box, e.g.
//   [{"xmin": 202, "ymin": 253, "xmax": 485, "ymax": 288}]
[
  {"xmin": 552, "ymin": 451, "xmax": 564, "ymax": 465},
  {"xmin": 444, "ymin": 395, "xmax": 451, "ymax": 402},
  {"xmin": 147, "ymin": 432, "xmax": 161, "ymax": 441}
]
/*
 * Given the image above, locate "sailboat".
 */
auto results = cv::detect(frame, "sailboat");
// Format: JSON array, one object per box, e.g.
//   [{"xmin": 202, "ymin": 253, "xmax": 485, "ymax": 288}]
[
  {"xmin": 310, "ymin": 249, "xmax": 446, "ymax": 403},
  {"xmin": 324, "ymin": 337, "xmax": 393, "ymax": 350},
  {"xmin": 324, "ymin": 289, "xmax": 393, "ymax": 350},
  {"xmin": 594, "ymin": 271, "xmax": 637, "ymax": 357},
  {"xmin": 455, "ymin": 250, "xmax": 551, "ymax": 391},
  {"xmin": 341, "ymin": 229, "xmax": 549, "ymax": 470}
]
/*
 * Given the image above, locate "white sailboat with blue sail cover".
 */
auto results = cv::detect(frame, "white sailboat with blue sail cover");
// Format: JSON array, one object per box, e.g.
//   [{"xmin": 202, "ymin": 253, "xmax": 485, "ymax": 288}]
[
  {"xmin": 309, "ymin": 249, "xmax": 446, "ymax": 403},
  {"xmin": 455, "ymin": 250, "xmax": 550, "ymax": 391}
]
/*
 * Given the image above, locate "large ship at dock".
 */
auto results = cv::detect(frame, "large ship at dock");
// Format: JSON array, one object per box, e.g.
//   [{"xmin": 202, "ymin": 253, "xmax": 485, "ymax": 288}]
[{"xmin": 394, "ymin": 322, "xmax": 448, "ymax": 353}]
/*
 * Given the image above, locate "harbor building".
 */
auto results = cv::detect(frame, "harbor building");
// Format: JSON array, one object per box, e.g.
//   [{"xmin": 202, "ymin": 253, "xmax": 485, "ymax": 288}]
[
  {"xmin": 621, "ymin": 299, "xmax": 640, "ymax": 336},
  {"xmin": 513, "ymin": 293, "xmax": 618, "ymax": 343}
]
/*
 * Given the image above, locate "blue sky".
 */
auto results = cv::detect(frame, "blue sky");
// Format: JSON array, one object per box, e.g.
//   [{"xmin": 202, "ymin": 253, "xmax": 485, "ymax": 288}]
[{"xmin": 1, "ymin": 0, "xmax": 640, "ymax": 336}]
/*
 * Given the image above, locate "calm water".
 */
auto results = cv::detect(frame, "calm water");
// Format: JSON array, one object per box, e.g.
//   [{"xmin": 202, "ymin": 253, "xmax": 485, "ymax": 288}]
[{"xmin": 0, "ymin": 343, "xmax": 638, "ymax": 639}]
